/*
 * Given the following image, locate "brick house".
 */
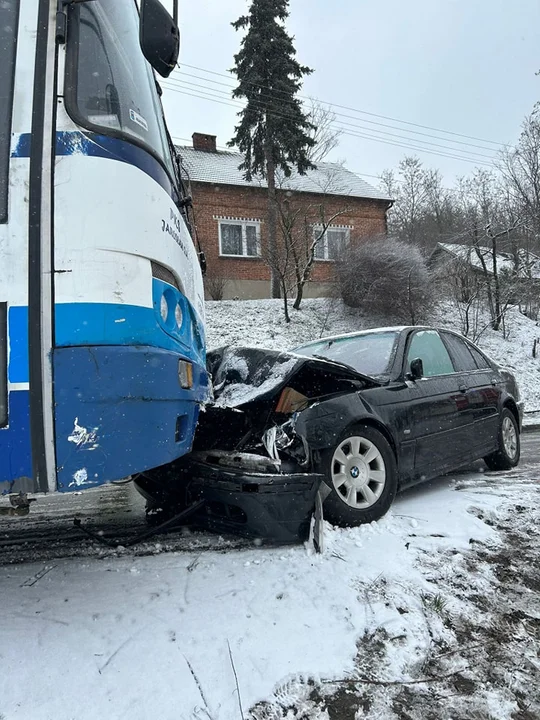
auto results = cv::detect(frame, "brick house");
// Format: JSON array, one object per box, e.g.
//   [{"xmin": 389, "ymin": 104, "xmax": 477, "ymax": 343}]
[{"xmin": 179, "ymin": 133, "xmax": 392, "ymax": 299}]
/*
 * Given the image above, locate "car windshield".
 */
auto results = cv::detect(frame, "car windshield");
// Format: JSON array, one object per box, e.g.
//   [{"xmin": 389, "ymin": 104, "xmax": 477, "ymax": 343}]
[{"xmin": 293, "ymin": 331, "xmax": 400, "ymax": 377}]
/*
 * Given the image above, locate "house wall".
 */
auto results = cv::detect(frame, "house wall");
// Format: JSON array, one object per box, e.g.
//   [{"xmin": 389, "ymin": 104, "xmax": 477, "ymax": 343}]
[{"xmin": 189, "ymin": 181, "xmax": 389, "ymax": 300}]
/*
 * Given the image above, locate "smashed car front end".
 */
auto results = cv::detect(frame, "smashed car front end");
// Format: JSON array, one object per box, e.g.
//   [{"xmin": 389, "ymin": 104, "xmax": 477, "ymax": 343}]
[
  {"xmin": 167, "ymin": 346, "xmax": 380, "ymax": 542},
  {"xmin": 174, "ymin": 449, "xmax": 323, "ymax": 543}
]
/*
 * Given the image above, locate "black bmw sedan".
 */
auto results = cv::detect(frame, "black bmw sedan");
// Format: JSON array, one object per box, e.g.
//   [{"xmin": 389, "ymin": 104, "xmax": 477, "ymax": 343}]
[
  {"xmin": 135, "ymin": 327, "xmax": 523, "ymax": 541},
  {"xmin": 291, "ymin": 327, "xmax": 522, "ymax": 527}
]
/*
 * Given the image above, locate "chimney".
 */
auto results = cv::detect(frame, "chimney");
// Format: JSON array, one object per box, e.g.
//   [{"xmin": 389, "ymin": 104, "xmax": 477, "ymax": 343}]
[{"xmin": 192, "ymin": 133, "xmax": 217, "ymax": 152}]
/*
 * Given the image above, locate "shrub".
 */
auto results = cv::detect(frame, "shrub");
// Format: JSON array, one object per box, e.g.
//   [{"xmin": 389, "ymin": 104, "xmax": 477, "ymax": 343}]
[
  {"xmin": 204, "ymin": 271, "xmax": 230, "ymax": 301},
  {"xmin": 337, "ymin": 237, "xmax": 433, "ymax": 324}
]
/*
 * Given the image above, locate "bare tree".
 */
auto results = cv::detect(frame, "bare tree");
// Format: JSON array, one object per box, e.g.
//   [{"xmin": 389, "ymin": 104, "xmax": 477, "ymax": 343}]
[
  {"xmin": 379, "ymin": 168, "xmax": 399, "ymax": 206},
  {"xmin": 262, "ymin": 223, "xmax": 295, "ymax": 322},
  {"xmin": 260, "ymin": 166, "xmax": 353, "ymax": 321},
  {"xmin": 431, "ymin": 250, "xmax": 484, "ymax": 338},
  {"xmin": 382, "ymin": 158, "xmax": 469, "ymax": 253},
  {"xmin": 497, "ymin": 105, "xmax": 540, "ymax": 319},
  {"xmin": 453, "ymin": 169, "xmax": 524, "ymax": 331},
  {"xmin": 478, "ymin": 224, "xmax": 522, "ymax": 331},
  {"xmin": 277, "ymin": 197, "xmax": 351, "ymax": 313},
  {"xmin": 305, "ymin": 98, "xmax": 342, "ymax": 163},
  {"xmin": 268, "ymin": 121, "xmax": 345, "ymax": 318},
  {"xmin": 376, "ymin": 106, "xmax": 540, "ymax": 329},
  {"xmin": 393, "ymin": 157, "xmax": 427, "ymax": 245},
  {"xmin": 500, "ymin": 108, "xmax": 540, "ymax": 240},
  {"xmin": 381, "ymin": 157, "xmax": 436, "ymax": 250}
]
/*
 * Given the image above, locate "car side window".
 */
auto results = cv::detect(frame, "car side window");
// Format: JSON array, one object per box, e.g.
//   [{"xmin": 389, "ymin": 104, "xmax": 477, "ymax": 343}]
[
  {"xmin": 465, "ymin": 341, "xmax": 491, "ymax": 370},
  {"xmin": 407, "ymin": 330, "xmax": 455, "ymax": 377},
  {"xmin": 441, "ymin": 333, "xmax": 477, "ymax": 372}
]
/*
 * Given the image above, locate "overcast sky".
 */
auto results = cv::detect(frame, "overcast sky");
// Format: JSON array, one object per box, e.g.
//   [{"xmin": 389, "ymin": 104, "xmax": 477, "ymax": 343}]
[{"xmin": 161, "ymin": 0, "xmax": 540, "ymax": 187}]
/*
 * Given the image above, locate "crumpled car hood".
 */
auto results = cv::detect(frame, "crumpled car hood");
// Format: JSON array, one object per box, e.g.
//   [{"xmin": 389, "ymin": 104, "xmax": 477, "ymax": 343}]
[{"xmin": 207, "ymin": 346, "xmax": 380, "ymax": 409}]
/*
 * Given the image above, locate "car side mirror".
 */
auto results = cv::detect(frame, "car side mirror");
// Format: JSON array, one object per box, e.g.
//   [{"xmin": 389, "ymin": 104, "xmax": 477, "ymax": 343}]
[
  {"xmin": 139, "ymin": 0, "xmax": 180, "ymax": 79},
  {"xmin": 409, "ymin": 358, "xmax": 424, "ymax": 380}
]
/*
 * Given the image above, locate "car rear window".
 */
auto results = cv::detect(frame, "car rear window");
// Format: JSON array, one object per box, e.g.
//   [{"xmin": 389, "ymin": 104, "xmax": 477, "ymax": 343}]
[
  {"xmin": 441, "ymin": 332, "xmax": 478, "ymax": 372},
  {"xmin": 466, "ymin": 342, "xmax": 491, "ymax": 369}
]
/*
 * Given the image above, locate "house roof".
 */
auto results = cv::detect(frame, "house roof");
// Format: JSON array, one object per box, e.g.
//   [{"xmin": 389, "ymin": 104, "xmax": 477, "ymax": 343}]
[
  {"xmin": 435, "ymin": 242, "xmax": 540, "ymax": 280},
  {"xmin": 177, "ymin": 146, "xmax": 391, "ymax": 202}
]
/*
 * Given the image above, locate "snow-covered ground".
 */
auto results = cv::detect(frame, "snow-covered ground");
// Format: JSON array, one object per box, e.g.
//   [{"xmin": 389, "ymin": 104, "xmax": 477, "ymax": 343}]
[
  {"xmin": 1, "ymin": 467, "xmax": 539, "ymax": 719},
  {"xmin": 206, "ymin": 298, "xmax": 540, "ymax": 418},
  {"xmin": 1, "ymin": 298, "xmax": 540, "ymax": 720}
]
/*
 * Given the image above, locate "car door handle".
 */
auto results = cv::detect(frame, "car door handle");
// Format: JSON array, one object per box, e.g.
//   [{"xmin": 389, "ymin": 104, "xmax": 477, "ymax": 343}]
[{"xmin": 459, "ymin": 384, "xmax": 467, "ymax": 393}]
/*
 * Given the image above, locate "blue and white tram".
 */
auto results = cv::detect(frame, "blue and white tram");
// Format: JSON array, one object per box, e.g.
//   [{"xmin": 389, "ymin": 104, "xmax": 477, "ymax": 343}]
[{"xmin": 0, "ymin": 0, "xmax": 209, "ymax": 497}]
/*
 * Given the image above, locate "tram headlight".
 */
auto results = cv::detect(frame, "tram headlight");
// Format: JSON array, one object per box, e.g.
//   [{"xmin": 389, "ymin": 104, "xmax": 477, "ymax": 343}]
[
  {"xmin": 175, "ymin": 302, "xmax": 183, "ymax": 328},
  {"xmin": 160, "ymin": 294, "xmax": 168, "ymax": 322}
]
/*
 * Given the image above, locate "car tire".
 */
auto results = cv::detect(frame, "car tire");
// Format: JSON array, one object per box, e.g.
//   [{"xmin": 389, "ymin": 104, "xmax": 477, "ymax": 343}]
[
  {"xmin": 484, "ymin": 408, "xmax": 520, "ymax": 471},
  {"xmin": 318, "ymin": 424, "xmax": 398, "ymax": 527}
]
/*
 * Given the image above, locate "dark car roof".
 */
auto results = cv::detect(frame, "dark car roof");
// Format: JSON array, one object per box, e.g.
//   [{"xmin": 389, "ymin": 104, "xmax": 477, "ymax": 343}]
[
  {"xmin": 295, "ymin": 327, "xmax": 409, "ymax": 349},
  {"xmin": 296, "ymin": 325, "xmax": 482, "ymax": 349}
]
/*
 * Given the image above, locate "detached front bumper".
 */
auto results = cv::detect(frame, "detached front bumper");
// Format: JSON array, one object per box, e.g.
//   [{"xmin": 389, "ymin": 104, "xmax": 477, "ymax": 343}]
[{"xmin": 177, "ymin": 453, "xmax": 324, "ymax": 543}]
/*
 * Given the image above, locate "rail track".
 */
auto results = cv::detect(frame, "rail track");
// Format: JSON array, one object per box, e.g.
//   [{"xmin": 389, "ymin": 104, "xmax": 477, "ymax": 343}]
[{"xmin": 0, "ymin": 482, "xmax": 248, "ymax": 564}]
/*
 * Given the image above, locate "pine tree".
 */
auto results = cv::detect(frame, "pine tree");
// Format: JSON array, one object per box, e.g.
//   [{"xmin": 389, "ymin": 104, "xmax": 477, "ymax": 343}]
[{"xmin": 229, "ymin": 0, "xmax": 315, "ymax": 298}]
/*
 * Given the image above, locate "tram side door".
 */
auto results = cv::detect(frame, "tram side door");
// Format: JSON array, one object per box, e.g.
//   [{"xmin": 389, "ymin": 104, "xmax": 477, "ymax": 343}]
[{"xmin": 0, "ymin": 0, "xmax": 57, "ymax": 496}]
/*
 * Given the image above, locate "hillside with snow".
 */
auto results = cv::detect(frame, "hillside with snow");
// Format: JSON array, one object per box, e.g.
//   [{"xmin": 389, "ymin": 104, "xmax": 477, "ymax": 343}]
[{"xmin": 205, "ymin": 298, "xmax": 540, "ymax": 416}]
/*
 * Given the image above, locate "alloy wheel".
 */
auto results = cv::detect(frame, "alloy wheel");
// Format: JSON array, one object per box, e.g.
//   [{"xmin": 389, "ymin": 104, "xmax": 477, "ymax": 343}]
[
  {"xmin": 502, "ymin": 416, "xmax": 518, "ymax": 459},
  {"xmin": 331, "ymin": 435, "xmax": 386, "ymax": 509}
]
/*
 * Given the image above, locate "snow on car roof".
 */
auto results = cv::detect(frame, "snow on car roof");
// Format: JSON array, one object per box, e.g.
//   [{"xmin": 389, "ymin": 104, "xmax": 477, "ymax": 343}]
[{"xmin": 294, "ymin": 327, "xmax": 408, "ymax": 349}]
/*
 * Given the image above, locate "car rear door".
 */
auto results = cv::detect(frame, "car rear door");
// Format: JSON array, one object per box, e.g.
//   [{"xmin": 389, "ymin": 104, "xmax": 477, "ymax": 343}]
[
  {"xmin": 449, "ymin": 334, "xmax": 501, "ymax": 454},
  {"xmin": 439, "ymin": 331, "xmax": 486, "ymax": 458}
]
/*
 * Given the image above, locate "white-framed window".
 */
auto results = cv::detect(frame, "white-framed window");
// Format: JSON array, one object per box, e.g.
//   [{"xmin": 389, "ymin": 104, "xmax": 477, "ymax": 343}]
[
  {"xmin": 218, "ymin": 219, "xmax": 261, "ymax": 257},
  {"xmin": 313, "ymin": 226, "xmax": 350, "ymax": 261}
]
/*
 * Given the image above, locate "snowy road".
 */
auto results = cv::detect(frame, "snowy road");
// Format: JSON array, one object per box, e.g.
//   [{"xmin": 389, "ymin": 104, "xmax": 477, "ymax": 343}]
[
  {"xmin": 2, "ymin": 430, "xmax": 540, "ymax": 565},
  {"xmin": 0, "ymin": 480, "xmax": 250, "ymax": 566},
  {"xmin": 1, "ymin": 436, "xmax": 539, "ymax": 720},
  {"xmin": 519, "ymin": 427, "xmax": 540, "ymax": 463}
]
